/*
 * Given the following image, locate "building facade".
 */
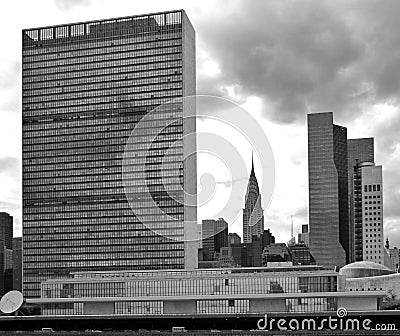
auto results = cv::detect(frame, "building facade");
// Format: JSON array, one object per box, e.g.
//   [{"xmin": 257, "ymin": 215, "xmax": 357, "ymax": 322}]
[
  {"xmin": 22, "ymin": 10, "xmax": 196, "ymax": 299},
  {"xmin": 243, "ymin": 157, "xmax": 264, "ymax": 243},
  {"xmin": 13, "ymin": 237, "xmax": 23, "ymax": 292},
  {"xmin": 307, "ymin": 112, "xmax": 348, "ymax": 269}
]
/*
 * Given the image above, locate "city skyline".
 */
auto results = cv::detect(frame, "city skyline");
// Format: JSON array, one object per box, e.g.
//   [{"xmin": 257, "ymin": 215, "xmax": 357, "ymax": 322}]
[{"xmin": 1, "ymin": 0, "xmax": 400, "ymax": 248}]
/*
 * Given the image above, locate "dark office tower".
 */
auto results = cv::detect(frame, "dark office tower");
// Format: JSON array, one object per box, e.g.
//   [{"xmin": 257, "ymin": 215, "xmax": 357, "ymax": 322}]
[
  {"xmin": 307, "ymin": 112, "xmax": 348, "ymax": 269},
  {"xmin": 0, "ymin": 212, "xmax": 13, "ymax": 295},
  {"xmin": 348, "ymin": 138, "xmax": 374, "ymax": 262},
  {"xmin": 243, "ymin": 156, "xmax": 264, "ymax": 243},
  {"xmin": 201, "ymin": 218, "xmax": 228, "ymax": 260},
  {"xmin": 22, "ymin": 10, "xmax": 196, "ymax": 298}
]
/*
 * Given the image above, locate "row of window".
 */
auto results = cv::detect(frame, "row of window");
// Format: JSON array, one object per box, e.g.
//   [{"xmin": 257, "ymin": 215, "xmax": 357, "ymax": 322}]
[
  {"xmin": 24, "ymin": 69, "xmax": 183, "ymax": 91},
  {"xmin": 41, "ymin": 275, "xmax": 337, "ymax": 299},
  {"xmin": 23, "ymin": 256, "xmax": 184, "ymax": 270},
  {"xmin": 23, "ymin": 61, "xmax": 182, "ymax": 86},
  {"xmin": 23, "ymin": 81, "xmax": 183, "ymax": 104},
  {"xmin": 23, "ymin": 30, "xmax": 182, "ymax": 56},
  {"xmin": 24, "ymin": 89, "xmax": 183, "ymax": 110},
  {"xmin": 364, "ymin": 184, "xmax": 381, "ymax": 192},
  {"xmin": 24, "ymin": 122, "xmax": 182, "ymax": 141},
  {"xmin": 24, "ymin": 241, "xmax": 182, "ymax": 255},
  {"xmin": 23, "ymin": 95, "xmax": 179, "ymax": 118},
  {"xmin": 23, "ymin": 45, "xmax": 182, "ymax": 70},
  {"xmin": 24, "ymin": 52, "xmax": 182, "ymax": 77},
  {"xmin": 24, "ymin": 75, "xmax": 183, "ymax": 98},
  {"xmin": 24, "ymin": 37, "xmax": 182, "ymax": 64},
  {"xmin": 23, "ymin": 146, "xmax": 182, "ymax": 161}
]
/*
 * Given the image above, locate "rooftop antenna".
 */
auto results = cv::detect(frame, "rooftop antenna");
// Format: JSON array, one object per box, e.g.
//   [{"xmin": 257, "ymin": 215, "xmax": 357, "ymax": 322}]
[{"xmin": 291, "ymin": 215, "xmax": 294, "ymax": 241}]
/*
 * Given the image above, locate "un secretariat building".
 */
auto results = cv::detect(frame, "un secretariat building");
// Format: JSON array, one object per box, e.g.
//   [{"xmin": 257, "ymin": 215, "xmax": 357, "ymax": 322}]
[{"xmin": 22, "ymin": 10, "xmax": 197, "ymax": 299}]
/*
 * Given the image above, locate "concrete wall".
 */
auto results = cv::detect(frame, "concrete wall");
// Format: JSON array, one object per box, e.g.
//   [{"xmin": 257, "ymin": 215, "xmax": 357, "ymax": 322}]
[
  {"xmin": 249, "ymin": 298, "xmax": 286, "ymax": 313},
  {"xmin": 345, "ymin": 273, "xmax": 400, "ymax": 298},
  {"xmin": 83, "ymin": 302, "xmax": 114, "ymax": 315},
  {"xmin": 337, "ymin": 296, "xmax": 378, "ymax": 311},
  {"xmin": 164, "ymin": 300, "xmax": 196, "ymax": 314}
]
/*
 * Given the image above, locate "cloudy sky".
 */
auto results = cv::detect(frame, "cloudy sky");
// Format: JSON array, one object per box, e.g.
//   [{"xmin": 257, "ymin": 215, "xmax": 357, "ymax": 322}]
[{"xmin": 1, "ymin": 0, "xmax": 400, "ymax": 248}]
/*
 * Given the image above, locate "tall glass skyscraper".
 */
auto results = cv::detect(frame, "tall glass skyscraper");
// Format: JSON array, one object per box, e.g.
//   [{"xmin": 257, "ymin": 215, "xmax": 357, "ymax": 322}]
[
  {"xmin": 307, "ymin": 112, "xmax": 348, "ymax": 269},
  {"xmin": 22, "ymin": 10, "xmax": 196, "ymax": 298}
]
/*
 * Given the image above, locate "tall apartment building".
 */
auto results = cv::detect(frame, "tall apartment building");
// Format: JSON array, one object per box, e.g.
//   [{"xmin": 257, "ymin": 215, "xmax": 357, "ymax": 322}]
[
  {"xmin": 22, "ymin": 10, "xmax": 196, "ymax": 298},
  {"xmin": 243, "ymin": 156, "xmax": 264, "ymax": 243},
  {"xmin": 357, "ymin": 163, "xmax": 384, "ymax": 264},
  {"xmin": 307, "ymin": 112, "xmax": 348, "ymax": 269},
  {"xmin": 348, "ymin": 138, "xmax": 375, "ymax": 262}
]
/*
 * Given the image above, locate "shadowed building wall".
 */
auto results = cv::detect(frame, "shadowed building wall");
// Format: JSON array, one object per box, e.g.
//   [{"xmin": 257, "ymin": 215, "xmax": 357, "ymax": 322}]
[{"xmin": 307, "ymin": 112, "xmax": 348, "ymax": 269}]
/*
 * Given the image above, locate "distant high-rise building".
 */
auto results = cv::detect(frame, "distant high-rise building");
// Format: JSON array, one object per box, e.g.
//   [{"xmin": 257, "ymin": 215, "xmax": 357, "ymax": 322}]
[
  {"xmin": 243, "ymin": 156, "xmax": 264, "ymax": 243},
  {"xmin": 348, "ymin": 138, "xmax": 374, "ymax": 262},
  {"xmin": 287, "ymin": 243, "xmax": 316, "ymax": 266},
  {"xmin": 307, "ymin": 112, "xmax": 348, "ymax": 269},
  {"xmin": 298, "ymin": 224, "xmax": 309, "ymax": 246},
  {"xmin": 0, "ymin": 212, "xmax": 13, "ymax": 295},
  {"xmin": 201, "ymin": 218, "xmax": 228, "ymax": 260},
  {"xmin": 228, "ymin": 233, "xmax": 241, "ymax": 246},
  {"xmin": 388, "ymin": 247, "xmax": 399, "ymax": 272},
  {"xmin": 13, "ymin": 237, "xmax": 23, "ymax": 292},
  {"xmin": 22, "ymin": 10, "xmax": 196, "ymax": 298}
]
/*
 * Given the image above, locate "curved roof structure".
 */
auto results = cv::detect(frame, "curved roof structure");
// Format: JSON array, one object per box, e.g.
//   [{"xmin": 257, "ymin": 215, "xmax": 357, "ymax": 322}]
[{"xmin": 339, "ymin": 261, "xmax": 394, "ymax": 278}]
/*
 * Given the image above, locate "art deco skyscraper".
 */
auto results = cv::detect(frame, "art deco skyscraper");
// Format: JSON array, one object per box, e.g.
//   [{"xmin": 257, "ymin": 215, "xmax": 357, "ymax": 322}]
[
  {"xmin": 243, "ymin": 156, "xmax": 264, "ymax": 243},
  {"xmin": 307, "ymin": 112, "xmax": 348, "ymax": 269},
  {"xmin": 22, "ymin": 10, "xmax": 196, "ymax": 298}
]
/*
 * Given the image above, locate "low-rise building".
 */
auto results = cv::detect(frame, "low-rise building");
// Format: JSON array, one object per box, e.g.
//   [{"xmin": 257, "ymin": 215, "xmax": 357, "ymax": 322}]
[{"xmin": 28, "ymin": 266, "xmax": 385, "ymax": 316}]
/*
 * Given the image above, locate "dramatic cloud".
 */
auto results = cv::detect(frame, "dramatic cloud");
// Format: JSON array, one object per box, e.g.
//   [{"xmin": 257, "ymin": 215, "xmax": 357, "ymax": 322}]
[
  {"xmin": 196, "ymin": 0, "xmax": 400, "ymax": 124},
  {"xmin": 54, "ymin": 0, "xmax": 91, "ymax": 10},
  {"xmin": 0, "ymin": 60, "xmax": 20, "ymax": 112},
  {"xmin": 0, "ymin": 157, "xmax": 19, "ymax": 178}
]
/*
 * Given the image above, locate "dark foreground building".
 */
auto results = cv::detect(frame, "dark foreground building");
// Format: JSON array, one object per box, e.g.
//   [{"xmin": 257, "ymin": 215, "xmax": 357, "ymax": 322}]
[
  {"xmin": 307, "ymin": 112, "xmax": 348, "ymax": 269},
  {"xmin": 22, "ymin": 10, "xmax": 197, "ymax": 298},
  {"xmin": 0, "ymin": 212, "xmax": 13, "ymax": 295}
]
